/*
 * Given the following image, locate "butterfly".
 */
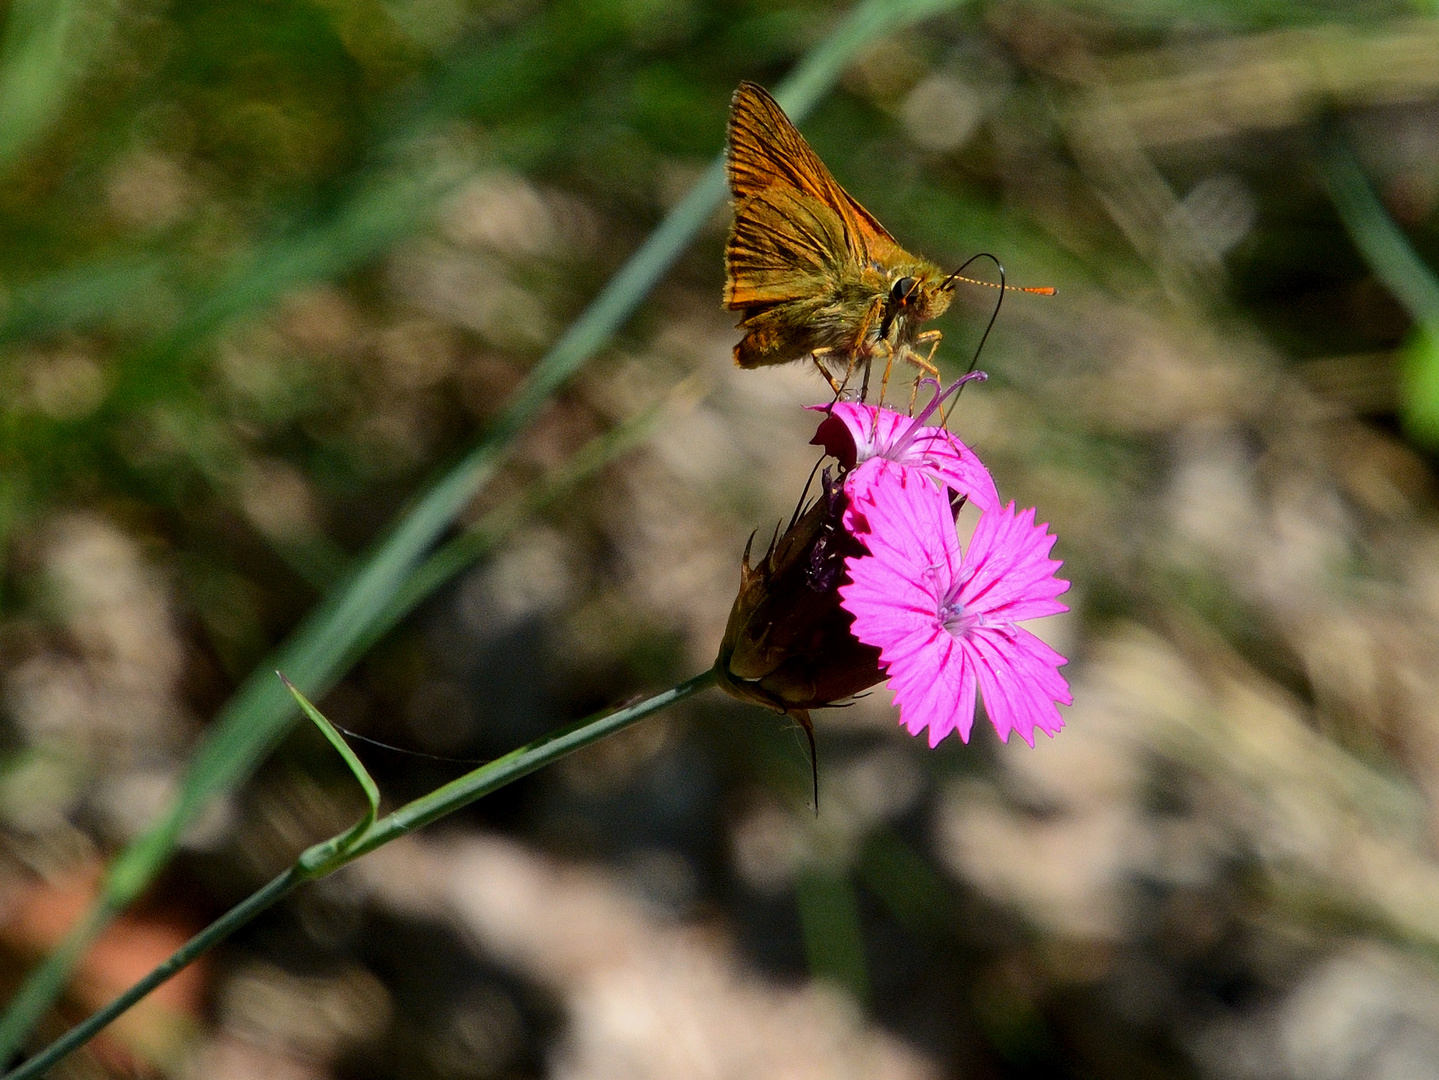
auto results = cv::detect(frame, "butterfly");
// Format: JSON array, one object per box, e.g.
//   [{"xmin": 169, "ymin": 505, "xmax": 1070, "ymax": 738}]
[{"xmin": 724, "ymin": 81, "xmax": 1049, "ymax": 400}]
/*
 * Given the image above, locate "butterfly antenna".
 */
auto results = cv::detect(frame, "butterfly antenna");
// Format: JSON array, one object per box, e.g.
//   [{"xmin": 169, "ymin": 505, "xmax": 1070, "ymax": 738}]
[{"xmin": 941, "ymin": 252, "xmax": 1055, "ymax": 297}]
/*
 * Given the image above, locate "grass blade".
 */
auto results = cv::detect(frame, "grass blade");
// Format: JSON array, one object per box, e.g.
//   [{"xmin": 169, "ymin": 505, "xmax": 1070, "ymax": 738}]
[
  {"xmin": 1322, "ymin": 143, "xmax": 1439, "ymax": 443},
  {"xmin": 280, "ymin": 673, "xmax": 379, "ymax": 849},
  {"xmin": 0, "ymin": 0, "xmax": 113, "ymax": 172}
]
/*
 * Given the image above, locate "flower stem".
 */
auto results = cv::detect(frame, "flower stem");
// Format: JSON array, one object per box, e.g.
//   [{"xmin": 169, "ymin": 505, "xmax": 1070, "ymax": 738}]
[
  {"xmin": 327, "ymin": 667, "xmax": 719, "ymax": 865},
  {"xmin": 0, "ymin": 868, "xmax": 302, "ymax": 1080},
  {"xmin": 0, "ymin": 669, "xmax": 718, "ymax": 1080}
]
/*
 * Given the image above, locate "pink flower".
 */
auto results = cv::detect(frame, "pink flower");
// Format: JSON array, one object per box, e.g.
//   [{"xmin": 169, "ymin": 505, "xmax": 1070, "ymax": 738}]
[
  {"xmin": 839, "ymin": 464, "xmax": 1071, "ymax": 747},
  {"xmin": 809, "ymin": 375, "xmax": 999, "ymax": 513}
]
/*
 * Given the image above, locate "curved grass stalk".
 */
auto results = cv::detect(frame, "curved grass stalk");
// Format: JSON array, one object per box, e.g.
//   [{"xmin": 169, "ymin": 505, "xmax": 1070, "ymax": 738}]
[
  {"xmin": 0, "ymin": 0, "xmax": 965, "ymax": 1059},
  {"xmin": 1, "ymin": 670, "xmax": 718, "ymax": 1080}
]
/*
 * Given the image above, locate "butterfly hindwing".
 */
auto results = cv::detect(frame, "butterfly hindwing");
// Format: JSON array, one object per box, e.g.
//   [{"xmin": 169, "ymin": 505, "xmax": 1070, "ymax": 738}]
[{"xmin": 725, "ymin": 187, "xmax": 849, "ymax": 309}]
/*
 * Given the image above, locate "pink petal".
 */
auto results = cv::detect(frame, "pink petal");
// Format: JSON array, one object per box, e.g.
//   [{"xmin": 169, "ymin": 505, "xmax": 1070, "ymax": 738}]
[
  {"xmin": 960, "ymin": 502, "xmax": 1070, "ymax": 622},
  {"xmin": 809, "ymin": 403, "xmax": 909, "ymax": 469},
  {"xmin": 967, "ymin": 626, "xmax": 1071, "ymax": 746},
  {"xmin": 901, "ymin": 427, "xmax": 1000, "ymax": 513},
  {"xmin": 811, "ymin": 401, "xmax": 1000, "ymax": 512},
  {"xmin": 839, "ymin": 468, "xmax": 1071, "ymax": 748},
  {"xmin": 843, "ymin": 460, "xmax": 962, "ymax": 581}
]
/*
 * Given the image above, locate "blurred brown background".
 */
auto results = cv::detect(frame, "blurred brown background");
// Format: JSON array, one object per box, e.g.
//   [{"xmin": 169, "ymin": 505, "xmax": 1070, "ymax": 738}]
[{"xmin": 1, "ymin": 1, "xmax": 1439, "ymax": 1077}]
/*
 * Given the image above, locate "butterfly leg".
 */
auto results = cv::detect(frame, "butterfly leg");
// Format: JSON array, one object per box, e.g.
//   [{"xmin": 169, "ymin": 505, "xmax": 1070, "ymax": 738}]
[
  {"xmin": 875, "ymin": 341, "xmax": 901, "ymax": 406},
  {"xmin": 906, "ymin": 331, "xmax": 943, "ymax": 414},
  {"xmin": 849, "ymin": 297, "xmax": 886, "ymax": 403},
  {"xmin": 808, "ymin": 348, "xmax": 847, "ymax": 398}
]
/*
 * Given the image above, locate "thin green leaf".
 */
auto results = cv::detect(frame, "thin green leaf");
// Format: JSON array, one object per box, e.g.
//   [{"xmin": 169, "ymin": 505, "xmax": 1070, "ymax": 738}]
[
  {"xmin": 0, "ymin": 0, "xmax": 114, "ymax": 172},
  {"xmin": 1322, "ymin": 144, "xmax": 1439, "ymax": 443},
  {"xmin": 1321, "ymin": 144, "xmax": 1439, "ymax": 328},
  {"xmin": 279, "ymin": 672, "xmax": 379, "ymax": 852},
  {"xmin": 1401, "ymin": 327, "xmax": 1439, "ymax": 445}
]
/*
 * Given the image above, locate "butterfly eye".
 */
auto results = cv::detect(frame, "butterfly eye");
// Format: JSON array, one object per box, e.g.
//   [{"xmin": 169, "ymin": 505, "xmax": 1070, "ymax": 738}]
[{"xmin": 890, "ymin": 277, "xmax": 916, "ymax": 305}]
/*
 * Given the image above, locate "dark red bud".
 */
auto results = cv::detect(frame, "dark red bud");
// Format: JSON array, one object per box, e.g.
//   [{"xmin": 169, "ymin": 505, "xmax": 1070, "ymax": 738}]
[{"xmin": 714, "ymin": 479, "xmax": 884, "ymax": 720}]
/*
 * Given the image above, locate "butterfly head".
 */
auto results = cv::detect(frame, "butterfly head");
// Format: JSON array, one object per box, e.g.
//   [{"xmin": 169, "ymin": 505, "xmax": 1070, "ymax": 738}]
[{"xmin": 881, "ymin": 269, "xmax": 953, "ymax": 339}]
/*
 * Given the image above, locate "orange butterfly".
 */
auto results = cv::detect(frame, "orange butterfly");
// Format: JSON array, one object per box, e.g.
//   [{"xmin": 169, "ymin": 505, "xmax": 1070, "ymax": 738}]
[{"xmin": 724, "ymin": 81, "xmax": 1049, "ymax": 399}]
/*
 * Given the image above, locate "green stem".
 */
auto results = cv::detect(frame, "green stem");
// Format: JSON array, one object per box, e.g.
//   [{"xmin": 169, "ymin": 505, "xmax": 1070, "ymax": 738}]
[
  {"xmin": 0, "ymin": 669, "xmax": 718, "ymax": 1080},
  {"xmin": 2, "ymin": 869, "xmax": 303, "ymax": 1080},
  {"xmin": 0, "ymin": 902, "xmax": 114, "ymax": 1068},
  {"xmin": 337, "ymin": 667, "xmax": 718, "ymax": 863},
  {"xmin": 1321, "ymin": 143, "xmax": 1439, "ymax": 331}
]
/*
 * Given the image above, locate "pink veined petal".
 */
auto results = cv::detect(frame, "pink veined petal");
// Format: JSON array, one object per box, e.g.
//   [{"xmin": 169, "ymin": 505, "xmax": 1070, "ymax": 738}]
[
  {"xmin": 841, "ymin": 585, "xmax": 937, "ymax": 637},
  {"xmin": 902, "ymin": 428, "xmax": 1000, "ymax": 513},
  {"xmin": 881, "ymin": 626, "xmax": 979, "ymax": 746},
  {"xmin": 966, "ymin": 626, "xmax": 1070, "ymax": 746},
  {"xmin": 842, "ymin": 474, "xmax": 976, "ymax": 743},
  {"xmin": 840, "ymin": 466, "xmax": 1071, "ymax": 748},
  {"xmin": 843, "ymin": 461, "xmax": 962, "ymax": 581},
  {"xmin": 841, "ymin": 572, "xmax": 942, "ymax": 644},
  {"xmin": 960, "ymin": 501, "xmax": 1070, "ymax": 623},
  {"xmin": 811, "ymin": 401, "xmax": 1000, "ymax": 512}
]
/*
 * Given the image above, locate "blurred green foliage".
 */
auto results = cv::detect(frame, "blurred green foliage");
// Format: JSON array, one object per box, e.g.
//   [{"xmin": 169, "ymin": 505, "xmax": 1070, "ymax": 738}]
[{"xmin": 1, "ymin": 1, "xmax": 1438, "ymax": 1078}]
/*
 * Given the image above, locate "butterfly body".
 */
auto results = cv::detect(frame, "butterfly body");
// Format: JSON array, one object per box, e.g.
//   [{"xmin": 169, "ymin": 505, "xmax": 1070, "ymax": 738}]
[{"xmin": 724, "ymin": 82, "xmax": 954, "ymax": 392}]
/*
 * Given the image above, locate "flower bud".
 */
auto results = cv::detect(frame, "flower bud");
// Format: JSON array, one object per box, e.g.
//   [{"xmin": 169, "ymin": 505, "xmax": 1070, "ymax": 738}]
[{"xmin": 714, "ymin": 473, "xmax": 884, "ymax": 721}]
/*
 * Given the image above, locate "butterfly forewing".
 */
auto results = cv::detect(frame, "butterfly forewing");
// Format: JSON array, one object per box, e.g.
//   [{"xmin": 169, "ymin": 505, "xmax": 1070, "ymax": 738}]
[
  {"xmin": 723, "ymin": 81, "xmax": 959, "ymax": 381},
  {"xmin": 726, "ymin": 82, "xmax": 905, "ymax": 272}
]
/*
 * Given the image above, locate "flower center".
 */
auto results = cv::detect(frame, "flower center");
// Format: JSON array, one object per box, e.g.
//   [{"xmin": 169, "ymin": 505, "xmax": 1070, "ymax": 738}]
[
  {"xmin": 927, "ymin": 568, "xmax": 971, "ymax": 638},
  {"xmin": 939, "ymin": 599, "xmax": 972, "ymax": 638},
  {"xmin": 937, "ymin": 575, "xmax": 1016, "ymax": 640}
]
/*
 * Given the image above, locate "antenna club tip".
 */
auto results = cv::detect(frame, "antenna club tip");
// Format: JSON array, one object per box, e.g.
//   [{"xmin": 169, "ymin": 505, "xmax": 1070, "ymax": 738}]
[{"xmin": 1027, "ymin": 286, "xmax": 1057, "ymax": 296}]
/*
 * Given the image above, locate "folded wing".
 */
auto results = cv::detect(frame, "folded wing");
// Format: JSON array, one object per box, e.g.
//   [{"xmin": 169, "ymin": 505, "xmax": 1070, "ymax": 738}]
[
  {"xmin": 725, "ymin": 187, "xmax": 848, "ymax": 309},
  {"xmin": 727, "ymin": 81, "xmax": 904, "ymax": 268}
]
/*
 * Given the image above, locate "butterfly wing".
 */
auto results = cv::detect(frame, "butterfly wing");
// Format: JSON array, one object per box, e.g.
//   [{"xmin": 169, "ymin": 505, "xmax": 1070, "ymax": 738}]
[
  {"xmin": 726, "ymin": 187, "xmax": 850, "ymax": 367},
  {"xmin": 725, "ymin": 186, "xmax": 848, "ymax": 309},
  {"xmin": 727, "ymin": 81, "xmax": 905, "ymax": 267}
]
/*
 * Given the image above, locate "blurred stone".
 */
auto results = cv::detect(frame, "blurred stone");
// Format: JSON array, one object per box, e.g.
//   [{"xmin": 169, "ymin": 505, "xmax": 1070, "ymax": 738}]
[
  {"xmin": 240, "ymin": 458, "xmax": 322, "ymax": 542},
  {"xmin": 376, "ymin": 318, "xmax": 459, "ymax": 390},
  {"xmin": 459, "ymin": 527, "xmax": 573, "ymax": 635},
  {"xmin": 360, "ymin": 834, "xmax": 940, "ymax": 1080},
  {"xmin": 901, "ymin": 75, "xmax": 983, "ymax": 152},
  {"xmin": 26, "ymin": 350, "xmax": 107, "ymax": 420},
  {"xmin": 1172, "ymin": 174, "xmax": 1256, "ymax": 257},
  {"xmin": 730, "ymin": 798, "xmax": 811, "ymax": 896},
  {"xmin": 4, "ymin": 515, "xmax": 189, "ymax": 772},
  {"xmin": 107, "ymin": 151, "xmax": 194, "ymax": 230},
  {"xmin": 208, "ymin": 961, "xmax": 390, "ymax": 1069},
  {"xmin": 1195, "ymin": 943, "xmax": 1439, "ymax": 1080}
]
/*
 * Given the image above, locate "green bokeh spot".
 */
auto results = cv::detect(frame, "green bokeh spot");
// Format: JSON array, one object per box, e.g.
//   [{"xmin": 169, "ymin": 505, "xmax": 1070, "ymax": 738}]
[{"xmin": 1401, "ymin": 325, "xmax": 1439, "ymax": 447}]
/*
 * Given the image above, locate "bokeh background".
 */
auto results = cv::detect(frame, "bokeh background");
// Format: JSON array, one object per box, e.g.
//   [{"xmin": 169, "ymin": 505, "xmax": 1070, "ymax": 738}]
[{"xmin": 1, "ymin": 0, "xmax": 1439, "ymax": 1077}]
